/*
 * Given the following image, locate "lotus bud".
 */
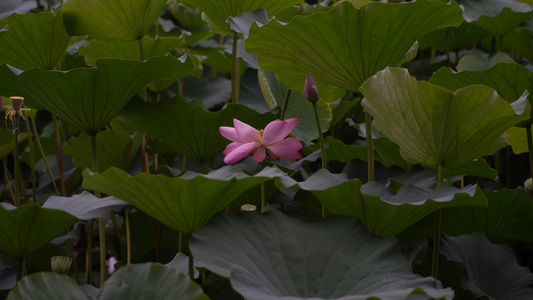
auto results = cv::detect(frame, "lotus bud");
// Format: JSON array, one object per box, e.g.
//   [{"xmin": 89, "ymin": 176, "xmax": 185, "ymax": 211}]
[
  {"xmin": 51, "ymin": 256, "xmax": 72, "ymax": 274},
  {"xmin": 10, "ymin": 96, "xmax": 24, "ymax": 111},
  {"xmin": 525, "ymin": 178, "xmax": 533, "ymax": 193},
  {"xmin": 304, "ymin": 73, "xmax": 319, "ymax": 103},
  {"xmin": 241, "ymin": 204, "xmax": 257, "ymax": 212}
]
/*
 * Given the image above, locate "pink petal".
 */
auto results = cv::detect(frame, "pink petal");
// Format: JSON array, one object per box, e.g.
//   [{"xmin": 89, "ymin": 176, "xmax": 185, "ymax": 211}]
[
  {"xmin": 219, "ymin": 126, "xmax": 240, "ymax": 142},
  {"xmin": 233, "ymin": 119, "xmax": 261, "ymax": 142},
  {"xmin": 263, "ymin": 118, "xmax": 299, "ymax": 145},
  {"xmin": 222, "ymin": 142, "xmax": 241, "ymax": 155},
  {"xmin": 262, "ymin": 120, "xmax": 289, "ymax": 145},
  {"xmin": 266, "ymin": 137, "xmax": 303, "ymax": 160},
  {"xmin": 253, "ymin": 146, "xmax": 266, "ymax": 162},
  {"xmin": 223, "ymin": 142, "xmax": 260, "ymax": 165}
]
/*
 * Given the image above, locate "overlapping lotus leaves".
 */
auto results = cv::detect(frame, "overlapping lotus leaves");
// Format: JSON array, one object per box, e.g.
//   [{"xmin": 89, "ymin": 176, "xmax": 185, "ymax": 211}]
[
  {"xmin": 419, "ymin": 21, "xmax": 489, "ymax": 52},
  {"xmin": 441, "ymin": 188, "xmax": 533, "ymax": 244},
  {"xmin": 190, "ymin": 210, "xmax": 453, "ymax": 300},
  {"xmin": 0, "ymin": 55, "xmax": 194, "ymax": 135},
  {"xmin": 119, "ymin": 98, "xmax": 277, "ymax": 162},
  {"xmin": 440, "ymin": 233, "xmax": 533, "ymax": 299},
  {"xmin": 79, "ymin": 36, "xmax": 186, "ymax": 65},
  {"xmin": 62, "ymin": 0, "xmax": 167, "ymax": 40},
  {"xmin": 0, "ymin": 204, "xmax": 77, "ymax": 259},
  {"xmin": 6, "ymin": 263, "xmax": 209, "ymax": 300},
  {"xmin": 360, "ymin": 67, "xmax": 530, "ymax": 170},
  {"xmin": 0, "ymin": 11, "xmax": 70, "ymax": 70},
  {"xmin": 278, "ymin": 170, "xmax": 487, "ymax": 236},
  {"xmin": 458, "ymin": 0, "xmax": 533, "ymax": 37},
  {"xmin": 246, "ymin": 0, "xmax": 463, "ymax": 93},
  {"xmin": 430, "ymin": 61, "xmax": 533, "ymax": 102},
  {"xmin": 43, "ymin": 191, "xmax": 130, "ymax": 220},
  {"xmin": 181, "ymin": 0, "xmax": 303, "ymax": 34},
  {"xmin": 63, "ymin": 131, "xmax": 140, "ymax": 172},
  {"xmin": 82, "ymin": 166, "xmax": 286, "ymax": 234}
]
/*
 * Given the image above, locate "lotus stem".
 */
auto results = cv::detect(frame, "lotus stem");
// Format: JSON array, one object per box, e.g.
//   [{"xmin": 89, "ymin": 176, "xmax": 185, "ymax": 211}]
[
  {"xmin": 125, "ymin": 209, "xmax": 131, "ymax": 265},
  {"xmin": 52, "ymin": 115, "xmax": 66, "ymax": 196},
  {"xmin": 365, "ymin": 113, "xmax": 374, "ymax": 182},
  {"xmin": 526, "ymin": 125, "xmax": 533, "ymax": 180},
  {"xmin": 431, "ymin": 163, "xmax": 444, "ymax": 280},
  {"xmin": 13, "ymin": 114, "xmax": 20, "ymax": 207},
  {"xmin": 30, "ymin": 116, "xmax": 60, "ymax": 196},
  {"xmin": 85, "ymin": 220, "xmax": 93, "ymax": 285},
  {"xmin": 260, "ymin": 182, "xmax": 266, "ymax": 213},
  {"xmin": 231, "ymin": 31, "xmax": 240, "ymax": 104},
  {"xmin": 312, "ymin": 101, "xmax": 327, "ymax": 169},
  {"xmin": 280, "ymin": 89, "xmax": 292, "ymax": 120},
  {"xmin": 24, "ymin": 115, "xmax": 37, "ymax": 203},
  {"xmin": 3, "ymin": 158, "xmax": 15, "ymax": 201},
  {"xmin": 90, "ymin": 135, "xmax": 106, "ymax": 287}
]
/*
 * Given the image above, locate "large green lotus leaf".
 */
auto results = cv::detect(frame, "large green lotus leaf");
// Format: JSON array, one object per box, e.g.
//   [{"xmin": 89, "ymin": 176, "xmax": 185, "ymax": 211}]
[
  {"xmin": 455, "ymin": 52, "xmax": 514, "ymax": 72},
  {"xmin": 62, "ymin": 0, "xmax": 167, "ymax": 40},
  {"xmin": 440, "ymin": 233, "xmax": 533, "ymax": 299},
  {"xmin": 99, "ymin": 263, "xmax": 209, "ymax": 300},
  {"xmin": 246, "ymin": 1, "xmax": 463, "ymax": 94},
  {"xmin": 458, "ymin": 0, "xmax": 533, "ymax": 37},
  {"xmin": 419, "ymin": 21, "xmax": 489, "ymax": 52},
  {"xmin": 506, "ymin": 125, "xmax": 530, "ymax": 153},
  {"xmin": 0, "ymin": 128, "xmax": 27, "ymax": 159},
  {"xmin": 501, "ymin": 26, "xmax": 533, "ymax": 61},
  {"xmin": 43, "ymin": 191, "xmax": 130, "ymax": 220},
  {"xmin": 78, "ymin": 36, "xmax": 186, "ymax": 65},
  {"xmin": 0, "ymin": 55, "xmax": 194, "ymax": 135},
  {"xmin": 441, "ymin": 188, "xmax": 533, "ymax": 244},
  {"xmin": 0, "ymin": 204, "xmax": 77, "ymax": 259},
  {"xmin": 119, "ymin": 97, "xmax": 276, "ymax": 162},
  {"xmin": 181, "ymin": 0, "xmax": 303, "ymax": 34},
  {"xmin": 82, "ymin": 166, "xmax": 286, "ymax": 234},
  {"xmin": 360, "ymin": 67, "xmax": 530, "ymax": 170},
  {"xmin": 63, "ymin": 131, "xmax": 140, "ymax": 172},
  {"xmin": 0, "ymin": 11, "xmax": 70, "ymax": 70},
  {"xmin": 429, "ymin": 62, "xmax": 533, "ymax": 102},
  {"xmin": 190, "ymin": 210, "xmax": 453, "ymax": 300},
  {"xmin": 7, "ymin": 263, "xmax": 209, "ymax": 300},
  {"xmin": 286, "ymin": 170, "xmax": 487, "ymax": 236}
]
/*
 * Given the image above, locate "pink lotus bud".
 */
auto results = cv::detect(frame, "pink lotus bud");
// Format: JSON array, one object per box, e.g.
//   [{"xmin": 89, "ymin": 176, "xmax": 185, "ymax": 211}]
[{"xmin": 304, "ymin": 73, "xmax": 319, "ymax": 103}]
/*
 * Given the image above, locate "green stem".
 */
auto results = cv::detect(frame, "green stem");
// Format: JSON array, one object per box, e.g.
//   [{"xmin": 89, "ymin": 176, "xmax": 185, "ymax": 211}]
[
  {"xmin": 365, "ymin": 113, "xmax": 374, "ymax": 182},
  {"xmin": 52, "ymin": 115, "xmax": 66, "ymax": 196},
  {"xmin": 526, "ymin": 125, "xmax": 533, "ymax": 179},
  {"xmin": 231, "ymin": 31, "xmax": 240, "ymax": 104},
  {"xmin": 280, "ymin": 89, "xmax": 292, "ymax": 120},
  {"xmin": 312, "ymin": 101, "xmax": 326, "ymax": 169},
  {"xmin": 431, "ymin": 163, "xmax": 444, "ymax": 280},
  {"xmin": 13, "ymin": 115, "xmax": 20, "ymax": 207},
  {"xmin": 90, "ymin": 135, "xmax": 106, "ymax": 287},
  {"xmin": 125, "ymin": 209, "xmax": 131, "ymax": 265},
  {"xmin": 16, "ymin": 259, "xmax": 23, "ymax": 281},
  {"xmin": 24, "ymin": 116, "xmax": 37, "ymax": 203},
  {"xmin": 260, "ymin": 182, "xmax": 266, "ymax": 213},
  {"xmin": 30, "ymin": 116, "xmax": 59, "ymax": 195},
  {"xmin": 3, "ymin": 158, "xmax": 15, "ymax": 201}
]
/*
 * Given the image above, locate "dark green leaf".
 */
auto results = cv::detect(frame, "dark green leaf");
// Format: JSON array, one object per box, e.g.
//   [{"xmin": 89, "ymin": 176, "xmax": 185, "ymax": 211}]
[
  {"xmin": 0, "ymin": 55, "xmax": 194, "ymax": 135},
  {"xmin": 63, "ymin": 131, "xmax": 140, "ymax": 172},
  {"xmin": 82, "ymin": 166, "xmax": 286, "ymax": 234},
  {"xmin": 361, "ymin": 67, "xmax": 530, "ymax": 170},
  {"xmin": 63, "ymin": 0, "xmax": 167, "ymax": 40},
  {"xmin": 190, "ymin": 210, "xmax": 453, "ymax": 300},
  {"xmin": 0, "ymin": 11, "xmax": 70, "ymax": 70},
  {"xmin": 441, "ymin": 233, "xmax": 533, "ymax": 299},
  {"xmin": 246, "ymin": 1, "xmax": 463, "ymax": 93},
  {"xmin": 0, "ymin": 204, "xmax": 77, "ymax": 259},
  {"xmin": 441, "ymin": 188, "xmax": 533, "ymax": 244}
]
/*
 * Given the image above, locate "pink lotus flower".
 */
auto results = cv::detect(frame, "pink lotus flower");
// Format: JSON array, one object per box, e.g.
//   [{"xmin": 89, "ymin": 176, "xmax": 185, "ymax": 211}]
[{"xmin": 219, "ymin": 118, "xmax": 303, "ymax": 165}]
